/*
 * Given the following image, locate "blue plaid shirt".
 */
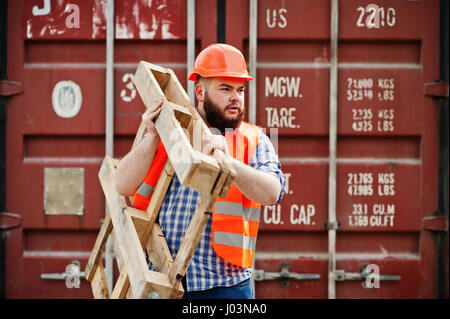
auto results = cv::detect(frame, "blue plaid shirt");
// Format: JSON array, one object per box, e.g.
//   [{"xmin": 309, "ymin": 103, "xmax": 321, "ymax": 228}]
[{"xmin": 153, "ymin": 129, "xmax": 285, "ymax": 292}]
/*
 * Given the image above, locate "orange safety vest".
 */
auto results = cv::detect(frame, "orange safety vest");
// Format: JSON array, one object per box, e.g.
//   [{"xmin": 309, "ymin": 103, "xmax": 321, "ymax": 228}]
[
  {"xmin": 212, "ymin": 121, "xmax": 260, "ymax": 268},
  {"xmin": 132, "ymin": 140, "xmax": 167, "ymax": 210},
  {"xmin": 133, "ymin": 121, "xmax": 261, "ymax": 269}
]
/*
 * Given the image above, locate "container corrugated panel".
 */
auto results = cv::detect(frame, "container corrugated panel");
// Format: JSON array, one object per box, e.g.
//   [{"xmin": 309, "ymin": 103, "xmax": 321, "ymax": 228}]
[
  {"xmin": 4, "ymin": 0, "xmax": 215, "ymax": 298},
  {"xmin": 3, "ymin": 0, "xmax": 446, "ymax": 299},
  {"xmin": 226, "ymin": 0, "xmax": 444, "ymax": 298}
]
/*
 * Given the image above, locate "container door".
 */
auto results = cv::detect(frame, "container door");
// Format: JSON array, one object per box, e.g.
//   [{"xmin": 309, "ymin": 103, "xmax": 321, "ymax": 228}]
[
  {"xmin": 226, "ymin": 0, "xmax": 444, "ymax": 298},
  {"xmin": 5, "ymin": 0, "xmax": 215, "ymax": 298}
]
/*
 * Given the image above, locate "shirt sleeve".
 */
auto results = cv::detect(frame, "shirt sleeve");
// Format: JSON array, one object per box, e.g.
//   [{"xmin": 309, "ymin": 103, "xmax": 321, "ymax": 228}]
[{"xmin": 249, "ymin": 130, "xmax": 286, "ymax": 204}]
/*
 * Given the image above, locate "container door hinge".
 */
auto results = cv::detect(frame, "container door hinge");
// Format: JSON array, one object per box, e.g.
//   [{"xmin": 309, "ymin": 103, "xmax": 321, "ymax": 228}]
[
  {"xmin": 333, "ymin": 263, "xmax": 401, "ymax": 288},
  {"xmin": 424, "ymin": 81, "xmax": 449, "ymax": 99},
  {"xmin": 0, "ymin": 80, "xmax": 23, "ymax": 97},
  {"xmin": 423, "ymin": 215, "xmax": 449, "ymax": 232},
  {"xmin": 253, "ymin": 261, "xmax": 321, "ymax": 287},
  {"xmin": 324, "ymin": 220, "xmax": 341, "ymax": 230}
]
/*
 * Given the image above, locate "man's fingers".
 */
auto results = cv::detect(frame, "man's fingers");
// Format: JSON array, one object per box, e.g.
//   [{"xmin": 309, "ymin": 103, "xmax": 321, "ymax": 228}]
[
  {"xmin": 202, "ymin": 142, "xmax": 213, "ymax": 155},
  {"xmin": 202, "ymin": 136, "xmax": 227, "ymax": 156},
  {"xmin": 144, "ymin": 99, "xmax": 163, "ymax": 115},
  {"xmin": 142, "ymin": 99, "xmax": 163, "ymax": 123},
  {"xmin": 148, "ymin": 106, "xmax": 162, "ymax": 121},
  {"xmin": 141, "ymin": 98, "xmax": 163, "ymax": 136}
]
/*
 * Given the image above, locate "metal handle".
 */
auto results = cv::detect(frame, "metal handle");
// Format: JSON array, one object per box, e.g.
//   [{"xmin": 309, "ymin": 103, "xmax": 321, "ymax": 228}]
[
  {"xmin": 40, "ymin": 260, "xmax": 85, "ymax": 280},
  {"xmin": 41, "ymin": 271, "xmax": 86, "ymax": 280},
  {"xmin": 334, "ymin": 263, "xmax": 401, "ymax": 284},
  {"xmin": 253, "ymin": 262, "xmax": 320, "ymax": 287}
]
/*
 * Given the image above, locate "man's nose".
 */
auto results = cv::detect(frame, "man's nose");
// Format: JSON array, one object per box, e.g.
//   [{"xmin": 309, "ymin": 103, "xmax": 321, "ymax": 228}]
[{"xmin": 229, "ymin": 89, "xmax": 239, "ymax": 102}]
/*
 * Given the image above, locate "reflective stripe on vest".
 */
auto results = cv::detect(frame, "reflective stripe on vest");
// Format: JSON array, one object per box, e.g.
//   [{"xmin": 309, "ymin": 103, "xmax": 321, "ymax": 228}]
[
  {"xmin": 136, "ymin": 183, "xmax": 155, "ymax": 198},
  {"xmin": 212, "ymin": 121, "xmax": 261, "ymax": 269},
  {"xmin": 214, "ymin": 201, "xmax": 260, "ymax": 222},
  {"xmin": 214, "ymin": 232, "xmax": 257, "ymax": 251},
  {"xmin": 132, "ymin": 140, "xmax": 167, "ymax": 210}
]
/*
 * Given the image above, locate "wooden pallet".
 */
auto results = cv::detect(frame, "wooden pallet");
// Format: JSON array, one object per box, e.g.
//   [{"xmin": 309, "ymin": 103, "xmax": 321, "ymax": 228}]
[{"xmin": 85, "ymin": 61, "xmax": 236, "ymax": 299}]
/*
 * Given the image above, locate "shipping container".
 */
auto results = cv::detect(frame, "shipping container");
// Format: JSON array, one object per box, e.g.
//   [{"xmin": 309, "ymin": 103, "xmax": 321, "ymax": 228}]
[{"xmin": 0, "ymin": 0, "xmax": 447, "ymax": 299}]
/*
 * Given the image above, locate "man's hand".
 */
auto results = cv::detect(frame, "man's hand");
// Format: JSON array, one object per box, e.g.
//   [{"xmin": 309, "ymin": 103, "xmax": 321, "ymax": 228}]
[
  {"xmin": 202, "ymin": 133, "xmax": 229, "ymax": 157},
  {"xmin": 142, "ymin": 97, "xmax": 163, "ymax": 136},
  {"xmin": 202, "ymin": 131, "xmax": 281, "ymax": 206},
  {"xmin": 114, "ymin": 98, "xmax": 163, "ymax": 196}
]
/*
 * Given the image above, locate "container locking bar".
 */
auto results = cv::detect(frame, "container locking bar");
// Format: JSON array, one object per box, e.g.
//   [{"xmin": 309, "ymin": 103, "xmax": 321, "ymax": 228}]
[
  {"xmin": 40, "ymin": 260, "xmax": 85, "ymax": 281},
  {"xmin": 253, "ymin": 261, "xmax": 320, "ymax": 288},
  {"xmin": 41, "ymin": 271, "xmax": 86, "ymax": 280},
  {"xmin": 334, "ymin": 263, "xmax": 401, "ymax": 288}
]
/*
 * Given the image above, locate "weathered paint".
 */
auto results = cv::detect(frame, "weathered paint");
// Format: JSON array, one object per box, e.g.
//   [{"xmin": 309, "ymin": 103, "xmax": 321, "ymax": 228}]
[
  {"xmin": 5, "ymin": 0, "xmax": 215, "ymax": 298},
  {"xmin": 4, "ymin": 0, "xmax": 446, "ymax": 299},
  {"xmin": 226, "ymin": 0, "xmax": 443, "ymax": 298}
]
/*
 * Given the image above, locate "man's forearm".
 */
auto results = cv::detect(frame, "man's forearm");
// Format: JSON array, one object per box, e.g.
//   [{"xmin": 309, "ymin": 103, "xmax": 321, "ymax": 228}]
[
  {"xmin": 115, "ymin": 132, "xmax": 160, "ymax": 196},
  {"xmin": 230, "ymin": 158, "xmax": 281, "ymax": 206}
]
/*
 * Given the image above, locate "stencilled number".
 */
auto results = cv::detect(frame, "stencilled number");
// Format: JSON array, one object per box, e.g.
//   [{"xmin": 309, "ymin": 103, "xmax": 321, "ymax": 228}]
[
  {"xmin": 356, "ymin": 5, "xmax": 396, "ymax": 28},
  {"xmin": 120, "ymin": 73, "xmax": 136, "ymax": 102}
]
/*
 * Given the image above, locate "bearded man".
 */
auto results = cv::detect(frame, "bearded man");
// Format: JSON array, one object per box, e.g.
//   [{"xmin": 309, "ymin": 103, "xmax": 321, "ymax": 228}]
[{"xmin": 115, "ymin": 43, "xmax": 285, "ymax": 299}]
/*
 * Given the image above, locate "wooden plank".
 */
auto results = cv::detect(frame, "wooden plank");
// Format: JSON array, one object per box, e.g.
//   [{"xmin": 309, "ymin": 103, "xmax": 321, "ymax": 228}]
[
  {"xmin": 91, "ymin": 260, "xmax": 110, "ymax": 299},
  {"xmin": 99, "ymin": 155, "xmax": 183, "ymax": 299},
  {"xmin": 169, "ymin": 101, "xmax": 193, "ymax": 129},
  {"xmin": 146, "ymin": 223, "xmax": 173, "ymax": 274},
  {"xmin": 168, "ymin": 156, "xmax": 231, "ymax": 284},
  {"xmin": 165, "ymin": 68, "xmax": 194, "ymax": 109},
  {"xmin": 110, "ymin": 230, "xmax": 124, "ymax": 270},
  {"xmin": 133, "ymin": 61, "xmax": 220, "ymax": 194},
  {"xmin": 126, "ymin": 206, "xmax": 150, "ymax": 245},
  {"xmin": 186, "ymin": 113, "xmax": 236, "ymax": 198},
  {"xmin": 144, "ymin": 269, "xmax": 184, "ymax": 299},
  {"xmin": 125, "ymin": 286, "xmax": 133, "ymax": 299},
  {"xmin": 111, "ymin": 264, "xmax": 130, "ymax": 299},
  {"xmin": 133, "ymin": 61, "xmax": 166, "ymax": 108},
  {"xmin": 99, "ymin": 156, "xmax": 149, "ymax": 298},
  {"xmin": 132, "ymin": 61, "xmax": 234, "ymax": 196},
  {"xmin": 157, "ymin": 95, "xmax": 219, "ymax": 193},
  {"xmin": 146, "ymin": 223, "xmax": 184, "ymax": 299},
  {"xmin": 168, "ymin": 193, "xmax": 214, "ymax": 284},
  {"xmin": 141, "ymin": 160, "xmax": 173, "ymax": 246},
  {"xmin": 85, "ymin": 213, "xmax": 112, "ymax": 281},
  {"xmin": 213, "ymin": 150, "xmax": 236, "ymax": 198},
  {"xmin": 111, "ymin": 161, "xmax": 177, "ymax": 299}
]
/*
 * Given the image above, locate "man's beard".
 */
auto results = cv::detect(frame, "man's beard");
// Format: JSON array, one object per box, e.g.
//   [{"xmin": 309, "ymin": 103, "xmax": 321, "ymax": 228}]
[{"xmin": 203, "ymin": 93, "xmax": 243, "ymax": 135}]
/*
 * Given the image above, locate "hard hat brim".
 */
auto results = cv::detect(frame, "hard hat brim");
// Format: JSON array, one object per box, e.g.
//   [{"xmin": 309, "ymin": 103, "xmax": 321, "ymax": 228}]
[{"xmin": 188, "ymin": 72, "xmax": 253, "ymax": 82}]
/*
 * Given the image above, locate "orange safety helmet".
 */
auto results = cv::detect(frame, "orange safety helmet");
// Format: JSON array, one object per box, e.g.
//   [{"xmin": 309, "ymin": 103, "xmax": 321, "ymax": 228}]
[{"xmin": 188, "ymin": 43, "xmax": 253, "ymax": 81}]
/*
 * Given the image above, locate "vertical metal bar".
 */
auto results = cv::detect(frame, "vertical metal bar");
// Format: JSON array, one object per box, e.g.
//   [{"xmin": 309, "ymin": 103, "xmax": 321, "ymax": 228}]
[
  {"xmin": 105, "ymin": 0, "xmax": 115, "ymax": 294},
  {"xmin": 328, "ymin": 0, "xmax": 339, "ymax": 300},
  {"xmin": 0, "ymin": 0, "xmax": 8, "ymax": 299},
  {"xmin": 217, "ymin": 0, "xmax": 226, "ymax": 43},
  {"xmin": 249, "ymin": 0, "xmax": 258, "ymax": 299},
  {"xmin": 437, "ymin": 0, "xmax": 449, "ymax": 299},
  {"xmin": 187, "ymin": 0, "xmax": 196, "ymax": 103},
  {"xmin": 105, "ymin": 0, "xmax": 114, "ymax": 158},
  {"xmin": 0, "ymin": 0, "xmax": 7, "ymax": 212},
  {"xmin": 249, "ymin": 0, "xmax": 257, "ymax": 125}
]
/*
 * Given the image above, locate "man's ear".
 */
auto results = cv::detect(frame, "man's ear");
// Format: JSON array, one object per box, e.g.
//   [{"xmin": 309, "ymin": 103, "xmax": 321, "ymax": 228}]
[{"xmin": 195, "ymin": 83, "xmax": 205, "ymax": 103}]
